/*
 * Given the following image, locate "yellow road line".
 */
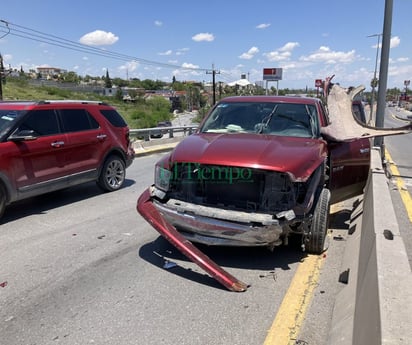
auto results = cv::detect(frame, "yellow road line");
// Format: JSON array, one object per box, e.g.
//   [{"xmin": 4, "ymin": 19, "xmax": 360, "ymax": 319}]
[
  {"xmin": 263, "ymin": 253, "xmax": 325, "ymax": 345},
  {"xmin": 385, "ymin": 148, "xmax": 412, "ymax": 223}
]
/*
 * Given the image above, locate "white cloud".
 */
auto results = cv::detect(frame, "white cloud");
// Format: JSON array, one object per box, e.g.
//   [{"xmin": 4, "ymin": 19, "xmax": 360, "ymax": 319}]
[
  {"xmin": 181, "ymin": 62, "xmax": 199, "ymax": 69},
  {"xmin": 372, "ymin": 36, "xmax": 400, "ymax": 49},
  {"xmin": 264, "ymin": 50, "xmax": 292, "ymax": 61},
  {"xmin": 192, "ymin": 33, "xmax": 214, "ymax": 42},
  {"xmin": 256, "ymin": 23, "xmax": 270, "ymax": 29},
  {"xmin": 397, "ymin": 57, "xmax": 409, "ymax": 62},
  {"xmin": 176, "ymin": 48, "xmax": 189, "ymax": 56},
  {"xmin": 79, "ymin": 30, "xmax": 119, "ymax": 46},
  {"xmin": 154, "ymin": 20, "xmax": 163, "ymax": 27},
  {"xmin": 390, "ymin": 36, "xmax": 400, "ymax": 48},
  {"xmin": 2, "ymin": 53, "xmax": 12, "ymax": 63},
  {"xmin": 173, "ymin": 63, "xmax": 203, "ymax": 79},
  {"xmin": 118, "ymin": 60, "xmax": 140, "ymax": 74},
  {"xmin": 300, "ymin": 46, "xmax": 356, "ymax": 64},
  {"xmin": 239, "ymin": 46, "xmax": 259, "ymax": 60},
  {"xmin": 279, "ymin": 42, "xmax": 300, "ymax": 52},
  {"xmin": 262, "ymin": 42, "xmax": 299, "ymax": 62},
  {"xmin": 158, "ymin": 50, "xmax": 173, "ymax": 56}
]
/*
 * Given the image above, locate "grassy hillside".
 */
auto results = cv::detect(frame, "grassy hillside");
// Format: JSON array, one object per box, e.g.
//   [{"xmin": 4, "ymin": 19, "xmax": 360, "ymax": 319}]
[{"xmin": 2, "ymin": 78, "xmax": 172, "ymax": 129}]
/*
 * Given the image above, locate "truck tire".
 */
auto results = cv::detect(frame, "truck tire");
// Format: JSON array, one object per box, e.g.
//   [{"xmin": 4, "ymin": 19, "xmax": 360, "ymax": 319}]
[{"xmin": 307, "ymin": 188, "xmax": 331, "ymax": 254}]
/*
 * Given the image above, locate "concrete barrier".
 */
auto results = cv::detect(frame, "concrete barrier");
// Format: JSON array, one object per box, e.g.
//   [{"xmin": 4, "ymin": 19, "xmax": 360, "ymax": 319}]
[
  {"xmin": 133, "ymin": 136, "xmax": 183, "ymax": 156},
  {"xmin": 328, "ymin": 147, "xmax": 412, "ymax": 344}
]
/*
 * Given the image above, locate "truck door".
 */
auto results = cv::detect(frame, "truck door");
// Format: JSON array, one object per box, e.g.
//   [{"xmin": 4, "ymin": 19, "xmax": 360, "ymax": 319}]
[{"xmin": 328, "ymin": 138, "xmax": 370, "ymax": 204}]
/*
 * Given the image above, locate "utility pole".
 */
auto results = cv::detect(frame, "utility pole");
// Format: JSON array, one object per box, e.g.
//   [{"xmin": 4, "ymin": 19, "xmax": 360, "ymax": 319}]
[
  {"xmin": 367, "ymin": 33, "xmax": 382, "ymax": 125},
  {"xmin": 375, "ymin": 0, "xmax": 393, "ymax": 153},
  {"xmin": 0, "ymin": 53, "xmax": 4, "ymax": 100},
  {"xmin": 206, "ymin": 64, "xmax": 220, "ymax": 105}
]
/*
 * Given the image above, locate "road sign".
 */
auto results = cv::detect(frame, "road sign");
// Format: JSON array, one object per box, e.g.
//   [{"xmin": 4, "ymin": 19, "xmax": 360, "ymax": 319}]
[
  {"xmin": 315, "ymin": 79, "xmax": 323, "ymax": 88},
  {"xmin": 263, "ymin": 68, "xmax": 283, "ymax": 81}
]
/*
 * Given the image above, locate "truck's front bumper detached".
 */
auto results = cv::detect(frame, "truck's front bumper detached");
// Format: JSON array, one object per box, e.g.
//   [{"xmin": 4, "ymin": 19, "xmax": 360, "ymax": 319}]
[
  {"xmin": 137, "ymin": 187, "xmax": 249, "ymax": 292},
  {"xmin": 151, "ymin": 196, "xmax": 285, "ymax": 247}
]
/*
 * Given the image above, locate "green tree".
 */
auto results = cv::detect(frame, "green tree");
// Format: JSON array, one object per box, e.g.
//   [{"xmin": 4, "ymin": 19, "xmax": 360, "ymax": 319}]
[
  {"xmin": 61, "ymin": 71, "xmax": 80, "ymax": 83},
  {"xmin": 112, "ymin": 77, "xmax": 129, "ymax": 88},
  {"xmin": 140, "ymin": 79, "xmax": 167, "ymax": 90},
  {"xmin": 128, "ymin": 78, "xmax": 142, "ymax": 88},
  {"xmin": 105, "ymin": 69, "xmax": 112, "ymax": 88}
]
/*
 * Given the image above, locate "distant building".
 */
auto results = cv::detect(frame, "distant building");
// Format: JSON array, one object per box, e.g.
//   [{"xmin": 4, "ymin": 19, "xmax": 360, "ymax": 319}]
[{"xmin": 36, "ymin": 67, "xmax": 67, "ymax": 79}]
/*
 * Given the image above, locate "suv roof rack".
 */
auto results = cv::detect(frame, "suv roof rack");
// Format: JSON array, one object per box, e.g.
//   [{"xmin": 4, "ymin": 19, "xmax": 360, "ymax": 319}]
[{"xmin": 38, "ymin": 100, "xmax": 109, "ymax": 105}]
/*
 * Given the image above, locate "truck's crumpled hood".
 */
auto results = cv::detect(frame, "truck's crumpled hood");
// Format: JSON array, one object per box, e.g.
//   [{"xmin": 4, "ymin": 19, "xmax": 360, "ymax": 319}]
[{"xmin": 169, "ymin": 133, "xmax": 327, "ymax": 181}]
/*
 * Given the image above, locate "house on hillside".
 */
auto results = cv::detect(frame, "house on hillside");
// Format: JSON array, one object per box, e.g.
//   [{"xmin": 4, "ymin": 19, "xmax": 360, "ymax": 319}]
[{"xmin": 36, "ymin": 67, "xmax": 67, "ymax": 80}]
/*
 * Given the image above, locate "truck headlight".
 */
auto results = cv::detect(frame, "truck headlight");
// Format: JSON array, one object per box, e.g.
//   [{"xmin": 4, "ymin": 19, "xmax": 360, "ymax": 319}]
[{"xmin": 155, "ymin": 165, "xmax": 172, "ymax": 191}]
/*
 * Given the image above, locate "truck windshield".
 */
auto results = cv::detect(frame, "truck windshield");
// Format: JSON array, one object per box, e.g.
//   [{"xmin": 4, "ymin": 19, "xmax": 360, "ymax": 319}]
[{"xmin": 201, "ymin": 102, "xmax": 319, "ymax": 138}]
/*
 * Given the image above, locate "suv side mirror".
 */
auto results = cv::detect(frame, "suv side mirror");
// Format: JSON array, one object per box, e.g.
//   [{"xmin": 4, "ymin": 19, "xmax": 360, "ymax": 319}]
[{"xmin": 8, "ymin": 129, "xmax": 38, "ymax": 142}]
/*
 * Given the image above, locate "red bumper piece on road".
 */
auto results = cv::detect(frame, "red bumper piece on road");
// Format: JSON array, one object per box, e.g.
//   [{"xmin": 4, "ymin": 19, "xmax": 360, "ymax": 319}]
[{"xmin": 137, "ymin": 188, "xmax": 249, "ymax": 292}]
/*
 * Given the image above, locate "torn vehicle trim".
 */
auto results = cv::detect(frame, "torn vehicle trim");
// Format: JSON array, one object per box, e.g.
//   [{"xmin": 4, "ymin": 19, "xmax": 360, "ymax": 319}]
[
  {"xmin": 152, "ymin": 192, "xmax": 285, "ymax": 246},
  {"xmin": 137, "ymin": 188, "xmax": 249, "ymax": 292}
]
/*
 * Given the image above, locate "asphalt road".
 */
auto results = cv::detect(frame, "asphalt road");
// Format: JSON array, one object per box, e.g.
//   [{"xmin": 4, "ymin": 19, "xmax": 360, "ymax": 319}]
[
  {"xmin": 0, "ymin": 150, "xmax": 356, "ymax": 345},
  {"xmin": 384, "ymin": 107, "xmax": 412, "ymax": 266}
]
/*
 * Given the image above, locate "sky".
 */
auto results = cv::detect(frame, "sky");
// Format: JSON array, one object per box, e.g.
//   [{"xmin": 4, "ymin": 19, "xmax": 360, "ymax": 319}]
[{"xmin": 0, "ymin": 0, "xmax": 411, "ymax": 90}]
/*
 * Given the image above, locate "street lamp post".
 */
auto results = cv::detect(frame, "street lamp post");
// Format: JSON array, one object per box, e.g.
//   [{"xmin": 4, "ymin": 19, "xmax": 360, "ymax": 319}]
[{"xmin": 367, "ymin": 33, "xmax": 382, "ymax": 125}]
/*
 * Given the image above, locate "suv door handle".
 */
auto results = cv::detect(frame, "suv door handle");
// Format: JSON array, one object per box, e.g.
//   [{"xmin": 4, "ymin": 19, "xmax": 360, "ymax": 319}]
[
  {"xmin": 51, "ymin": 141, "xmax": 65, "ymax": 148},
  {"xmin": 97, "ymin": 134, "xmax": 107, "ymax": 141},
  {"xmin": 360, "ymin": 148, "xmax": 370, "ymax": 154}
]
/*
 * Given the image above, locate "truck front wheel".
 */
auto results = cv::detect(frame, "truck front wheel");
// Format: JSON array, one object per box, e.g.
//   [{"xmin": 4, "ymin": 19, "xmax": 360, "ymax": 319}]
[{"xmin": 306, "ymin": 188, "xmax": 331, "ymax": 254}]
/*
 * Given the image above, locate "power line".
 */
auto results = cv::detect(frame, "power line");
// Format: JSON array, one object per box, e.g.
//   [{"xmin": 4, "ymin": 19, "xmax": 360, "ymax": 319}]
[{"xmin": 0, "ymin": 19, "xmax": 210, "ymax": 73}]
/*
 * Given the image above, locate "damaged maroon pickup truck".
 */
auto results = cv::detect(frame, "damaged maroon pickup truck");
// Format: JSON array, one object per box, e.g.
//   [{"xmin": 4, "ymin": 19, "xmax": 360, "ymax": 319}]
[{"xmin": 136, "ymin": 82, "xmax": 379, "ymax": 290}]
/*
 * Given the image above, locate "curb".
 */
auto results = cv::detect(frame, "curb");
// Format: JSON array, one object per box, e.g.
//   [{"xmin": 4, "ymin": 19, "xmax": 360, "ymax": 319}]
[{"xmin": 133, "ymin": 139, "xmax": 181, "ymax": 157}]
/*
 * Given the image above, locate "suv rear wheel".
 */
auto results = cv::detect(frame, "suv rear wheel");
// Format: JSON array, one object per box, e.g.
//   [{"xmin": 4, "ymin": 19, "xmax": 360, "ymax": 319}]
[{"xmin": 97, "ymin": 155, "xmax": 126, "ymax": 192}]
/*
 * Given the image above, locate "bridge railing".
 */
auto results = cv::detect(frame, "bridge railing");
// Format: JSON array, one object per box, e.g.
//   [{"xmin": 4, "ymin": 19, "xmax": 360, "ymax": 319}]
[{"xmin": 129, "ymin": 125, "xmax": 198, "ymax": 142}]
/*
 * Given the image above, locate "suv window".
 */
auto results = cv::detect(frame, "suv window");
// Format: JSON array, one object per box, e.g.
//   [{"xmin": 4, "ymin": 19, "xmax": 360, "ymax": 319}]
[
  {"xmin": 0, "ymin": 110, "xmax": 21, "ymax": 132},
  {"xmin": 20, "ymin": 109, "xmax": 60, "ymax": 136},
  {"xmin": 60, "ymin": 109, "xmax": 99, "ymax": 132},
  {"xmin": 100, "ymin": 109, "xmax": 127, "ymax": 127}
]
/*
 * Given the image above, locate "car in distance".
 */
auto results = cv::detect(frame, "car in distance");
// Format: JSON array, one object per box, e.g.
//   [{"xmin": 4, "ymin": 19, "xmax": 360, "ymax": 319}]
[
  {"xmin": 150, "ymin": 121, "xmax": 173, "ymax": 139},
  {"xmin": 138, "ymin": 95, "xmax": 371, "ymax": 255},
  {"xmin": 0, "ymin": 100, "xmax": 135, "ymax": 219}
]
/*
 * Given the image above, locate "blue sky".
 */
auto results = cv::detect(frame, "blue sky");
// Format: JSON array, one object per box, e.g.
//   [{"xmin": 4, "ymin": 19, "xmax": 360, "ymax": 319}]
[{"xmin": 0, "ymin": 0, "xmax": 411, "ymax": 90}]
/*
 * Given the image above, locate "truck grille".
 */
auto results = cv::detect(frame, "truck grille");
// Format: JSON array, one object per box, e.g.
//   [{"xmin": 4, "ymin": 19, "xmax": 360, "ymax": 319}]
[{"xmin": 169, "ymin": 163, "xmax": 305, "ymax": 213}]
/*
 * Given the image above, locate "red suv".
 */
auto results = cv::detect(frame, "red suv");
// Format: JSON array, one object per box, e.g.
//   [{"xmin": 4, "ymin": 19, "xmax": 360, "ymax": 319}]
[{"xmin": 0, "ymin": 100, "xmax": 134, "ymax": 219}]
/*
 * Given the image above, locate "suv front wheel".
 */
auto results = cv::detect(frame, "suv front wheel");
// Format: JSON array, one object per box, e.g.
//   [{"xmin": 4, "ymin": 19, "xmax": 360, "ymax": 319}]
[
  {"xmin": 0, "ymin": 184, "xmax": 6, "ymax": 219},
  {"xmin": 97, "ymin": 155, "xmax": 126, "ymax": 192}
]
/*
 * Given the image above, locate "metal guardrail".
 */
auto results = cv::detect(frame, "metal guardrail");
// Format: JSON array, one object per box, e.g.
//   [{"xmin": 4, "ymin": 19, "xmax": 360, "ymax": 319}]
[{"xmin": 129, "ymin": 125, "xmax": 198, "ymax": 141}]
